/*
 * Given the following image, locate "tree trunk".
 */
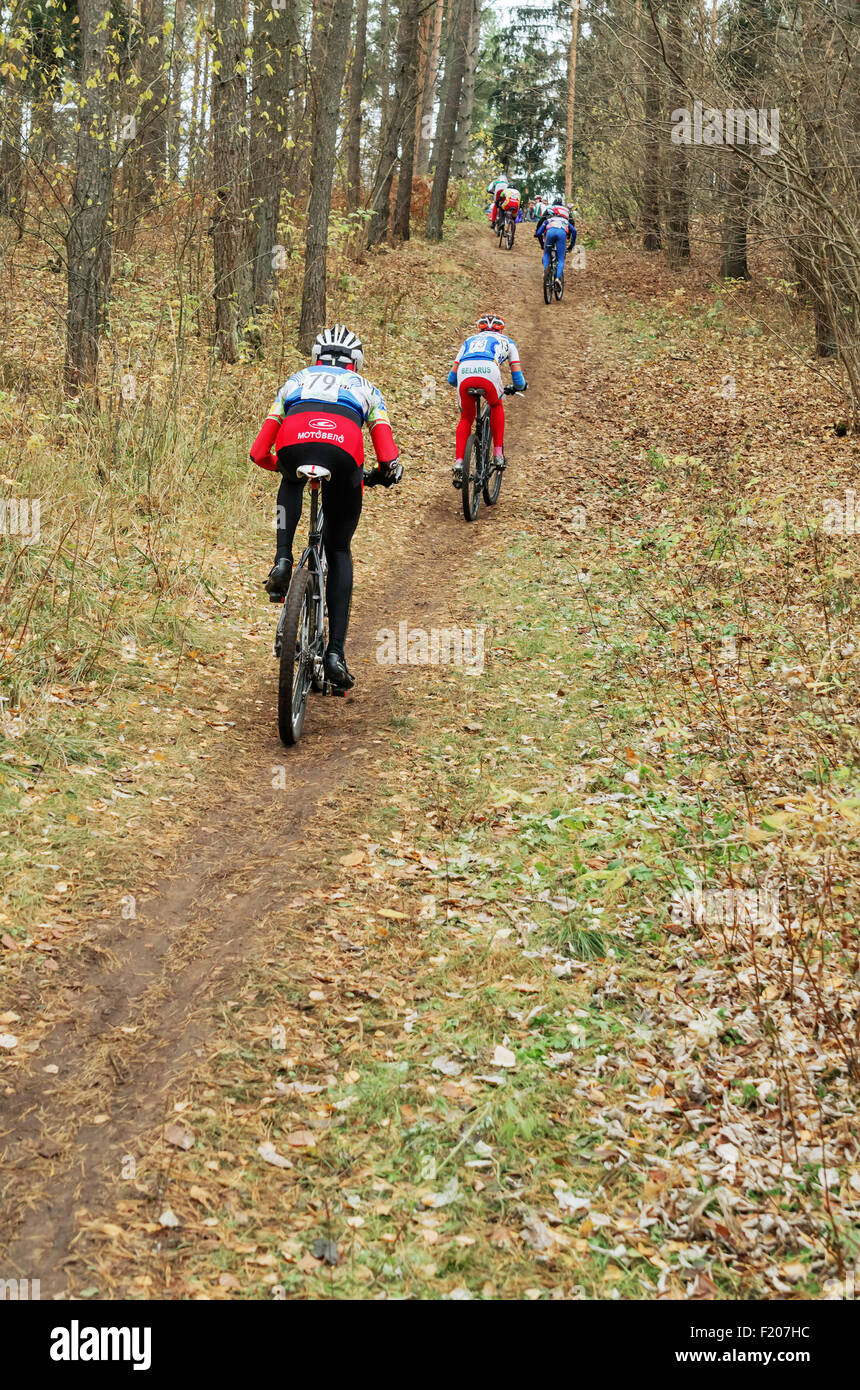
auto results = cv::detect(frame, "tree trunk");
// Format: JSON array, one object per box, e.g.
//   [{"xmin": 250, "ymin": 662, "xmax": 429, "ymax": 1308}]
[
  {"xmin": 378, "ymin": 0, "xmax": 391, "ymax": 135},
  {"xmin": 293, "ymin": 0, "xmax": 335, "ymax": 201},
  {"xmin": 187, "ymin": 2, "xmax": 206, "ymax": 182},
  {"xmin": 415, "ymin": 0, "xmax": 443, "ymax": 175},
  {"xmin": 664, "ymin": 0, "xmax": 690, "ymax": 266},
  {"xmin": 212, "ymin": 0, "xmax": 250, "ymax": 362},
  {"xmin": 346, "ymin": 0, "xmax": 368, "ymax": 211},
  {"xmin": 719, "ymin": 0, "xmax": 757, "ymax": 280},
  {"xmin": 394, "ymin": 0, "xmax": 423, "ymax": 239},
  {"xmin": 138, "ymin": 0, "xmax": 169, "ymax": 198},
  {"xmin": 168, "ymin": 0, "xmax": 188, "ymax": 181},
  {"xmin": 451, "ymin": 0, "xmax": 481, "ymax": 180},
  {"xmin": 65, "ymin": 0, "xmax": 115, "ymax": 395},
  {"xmin": 249, "ymin": 0, "xmax": 296, "ymax": 310},
  {"xmin": 367, "ymin": 0, "xmax": 421, "ymax": 248},
  {"xmin": 298, "ymin": 0, "xmax": 355, "ymax": 352},
  {"xmin": 642, "ymin": 6, "xmax": 661, "ymax": 250},
  {"xmin": 0, "ymin": 70, "xmax": 24, "ymax": 235},
  {"xmin": 426, "ymin": 0, "xmax": 469, "ymax": 240},
  {"xmin": 721, "ymin": 162, "xmax": 751, "ymax": 279},
  {"xmin": 31, "ymin": 97, "xmax": 58, "ymax": 172},
  {"xmin": 563, "ymin": 0, "xmax": 580, "ymax": 205}
]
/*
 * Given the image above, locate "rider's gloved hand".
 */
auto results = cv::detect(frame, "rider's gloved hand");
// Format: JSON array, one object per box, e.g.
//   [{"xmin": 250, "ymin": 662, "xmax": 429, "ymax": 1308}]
[
  {"xmin": 379, "ymin": 461, "xmax": 403, "ymax": 487},
  {"xmin": 365, "ymin": 461, "xmax": 403, "ymax": 488},
  {"xmin": 517, "ymin": 381, "xmax": 529, "ymax": 392}
]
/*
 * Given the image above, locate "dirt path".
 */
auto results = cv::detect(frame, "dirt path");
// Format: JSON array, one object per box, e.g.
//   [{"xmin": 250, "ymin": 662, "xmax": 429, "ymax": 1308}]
[{"xmin": 1, "ymin": 227, "xmax": 588, "ymax": 1296}]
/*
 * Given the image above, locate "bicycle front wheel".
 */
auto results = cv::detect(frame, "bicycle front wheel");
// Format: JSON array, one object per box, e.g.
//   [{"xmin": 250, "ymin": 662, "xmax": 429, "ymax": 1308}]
[
  {"xmin": 461, "ymin": 432, "xmax": 480, "ymax": 522},
  {"xmin": 277, "ymin": 567, "xmax": 318, "ymax": 745}
]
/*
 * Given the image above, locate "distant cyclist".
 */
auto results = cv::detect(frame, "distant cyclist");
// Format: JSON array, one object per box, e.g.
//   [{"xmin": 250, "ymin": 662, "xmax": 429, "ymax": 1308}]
[
  {"xmin": 486, "ymin": 172, "xmax": 508, "ymax": 229},
  {"xmin": 447, "ymin": 313, "xmax": 527, "ymax": 488},
  {"xmin": 535, "ymin": 199, "xmax": 577, "ymax": 293},
  {"xmin": 249, "ymin": 325, "xmax": 401, "ymax": 690},
  {"xmin": 499, "ymin": 184, "xmax": 521, "ymax": 229}
]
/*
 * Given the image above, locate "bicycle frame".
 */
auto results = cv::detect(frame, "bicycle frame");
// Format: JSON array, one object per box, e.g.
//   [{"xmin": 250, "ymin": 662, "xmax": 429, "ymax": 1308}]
[
  {"xmin": 470, "ymin": 392, "xmax": 490, "ymax": 482},
  {"xmin": 299, "ymin": 476, "xmax": 326, "ymax": 591},
  {"xmin": 543, "ymin": 240, "xmax": 563, "ymax": 304},
  {"xmin": 274, "ymin": 471, "xmax": 327, "ymax": 669}
]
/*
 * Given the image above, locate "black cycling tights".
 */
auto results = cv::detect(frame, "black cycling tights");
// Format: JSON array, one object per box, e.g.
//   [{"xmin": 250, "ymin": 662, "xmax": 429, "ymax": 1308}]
[{"xmin": 275, "ymin": 465, "xmax": 362, "ymax": 656}]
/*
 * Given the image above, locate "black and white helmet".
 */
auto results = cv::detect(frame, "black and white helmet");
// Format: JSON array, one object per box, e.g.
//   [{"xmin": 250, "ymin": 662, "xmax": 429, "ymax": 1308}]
[{"xmin": 312, "ymin": 324, "xmax": 364, "ymax": 371}]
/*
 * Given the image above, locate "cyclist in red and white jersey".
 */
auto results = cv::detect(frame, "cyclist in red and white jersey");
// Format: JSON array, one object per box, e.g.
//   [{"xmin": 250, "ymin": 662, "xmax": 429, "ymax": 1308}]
[
  {"xmin": 249, "ymin": 325, "xmax": 401, "ymax": 690},
  {"xmin": 447, "ymin": 314, "xmax": 528, "ymax": 488}
]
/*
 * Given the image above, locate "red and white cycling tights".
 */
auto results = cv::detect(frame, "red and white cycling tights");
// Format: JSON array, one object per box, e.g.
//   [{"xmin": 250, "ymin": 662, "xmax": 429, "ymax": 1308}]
[{"xmin": 456, "ymin": 377, "xmax": 505, "ymax": 459}]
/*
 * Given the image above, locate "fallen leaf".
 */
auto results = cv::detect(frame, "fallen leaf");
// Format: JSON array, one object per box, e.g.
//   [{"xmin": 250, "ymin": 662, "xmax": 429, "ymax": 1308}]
[
  {"xmin": 432, "ymin": 1055, "xmax": 463, "ymax": 1076},
  {"xmin": 258, "ymin": 1141, "xmax": 292, "ymax": 1169},
  {"xmin": 164, "ymin": 1122, "xmax": 194, "ymax": 1151},
  {"xmin": 285, "ymin": 1129, "xmax": 316, "ymax": 1148},
  {"xmin": 521, "ymin": 1217, "xmax": 555, "ymax": 1250}
]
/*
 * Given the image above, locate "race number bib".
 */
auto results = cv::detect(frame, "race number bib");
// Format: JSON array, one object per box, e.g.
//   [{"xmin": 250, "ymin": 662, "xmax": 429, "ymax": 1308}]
[{"xmin": 300, "ymin": 371, "xmax": 340, "ymax": 402}]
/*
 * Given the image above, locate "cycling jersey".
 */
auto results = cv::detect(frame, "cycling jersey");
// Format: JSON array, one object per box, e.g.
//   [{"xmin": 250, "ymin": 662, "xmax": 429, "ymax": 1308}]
[
  {"xmin": 250, "ymin": 364, "xmax": 398, "ymax": 472},
  {"xmin": 447, "ymin": 332, "xmax": 526, "ymax": 389},
  {"xmin": 501, "ymin": 187, "xmax": 521, "ymax": 212},
  {"xmin": 535, "ymin": 206, "xmax": 577, "ymax": 248}
]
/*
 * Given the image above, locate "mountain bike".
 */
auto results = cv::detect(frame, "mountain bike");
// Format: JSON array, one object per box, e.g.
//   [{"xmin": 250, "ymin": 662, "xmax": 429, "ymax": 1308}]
[
  {"xmin": 498, "ymin": 209, "xmax": 516, "ymax": 251},
  {"xmin": 273, "ymin": 462, "xmax": 401, "ymax": 746},
  {"xmin": 459, "ymin": 385, "xmax": 520, "ymax": 522},
  {"xmin": 543, "ymin": 241, "xmax": 564, "ymax": 304}
]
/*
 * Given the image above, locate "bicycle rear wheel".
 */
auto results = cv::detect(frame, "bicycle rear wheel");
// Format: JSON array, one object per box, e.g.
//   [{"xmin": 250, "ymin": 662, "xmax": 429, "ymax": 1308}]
[
  {"xmin": 506, "ymin": 221, "xmax": 515, "ymax": 249},
  {"xmin": 461, "ymin": 432, "xmax": 480, "ymax": 522},
  {"xmin": 277, "ymin": 567, "xmax": 318, "ymax": 745},
  {"xmin": 543, "ymin": 249, "xmax": 556, "ymax": 304}
]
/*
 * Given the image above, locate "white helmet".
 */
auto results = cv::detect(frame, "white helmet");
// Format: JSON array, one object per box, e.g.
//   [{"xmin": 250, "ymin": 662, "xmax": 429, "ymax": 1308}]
[{"xmin": 312, "ymin": 324, "xmax": 364, "ymax": 371}]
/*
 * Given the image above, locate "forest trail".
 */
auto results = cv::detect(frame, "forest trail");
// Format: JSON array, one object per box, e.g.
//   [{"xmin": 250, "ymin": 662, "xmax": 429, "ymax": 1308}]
[
  {"xmin": 0, "ymin": 226, "xmax": 588, "ymax": 1297},
  {"xmin": 5, "ymin": 223, "xmax": 855, "ymax": 1302}
]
